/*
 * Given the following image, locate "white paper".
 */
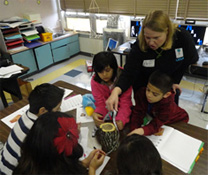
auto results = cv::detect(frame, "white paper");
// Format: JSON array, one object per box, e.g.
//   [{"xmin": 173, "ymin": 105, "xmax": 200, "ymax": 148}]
[
  {"xmin": 0, "ymin": 70, "xmax": 22, "ymax": 78},
  {"xmin": 0, "ymin": 21, "xmax": 26, "ymax": 28},
  {"xmin": 80, "ymin": 147, "xmax": 110, "ymax": 175},
  {"xmin": 1, "ymin": 105, "xmax": 29, "ymax": 128},
  {"xmin": 76, "ymin": 107, "xmax": 94, "ymax": 123},
  {"xmin": 58, "ymin": 87, "xmax": 73, "ymax": 99},
  {"xmin": 146, "ymin": 125, "xmax": 174, "ymax": 150},
  {"xmin": 96, "ymin": 155, "xmax": 110, "ymax": 175},
  {"xmin": 146, "ymin": 125, "xmax": 203, "ymax": 173},
  {"xmin": 0, "ymin": 65, "xmax": 23, "ymax": 76},
  {"xmin": 61, "ymin": 94, "xmax": 82, "ymax": 112},
  {"xmin": 21, "ymin": 29, "xmax": 38, "ymax": 36},
  {"xmin": 79, "ymin": 127, "xmax": 89, "ymax": 153},
  {"xmin": 78, "ymin": 127, "xmax": 110, "ymax": 175}
]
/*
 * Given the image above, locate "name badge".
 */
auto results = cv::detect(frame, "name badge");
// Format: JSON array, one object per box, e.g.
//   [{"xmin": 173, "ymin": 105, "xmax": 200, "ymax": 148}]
[
  {"xmin": 143, "ymin": 60, "xmax": 155, "ymax": 67},
  {"xmin": 175, "ymin": 48, "xmax": 184, "ymax": 58}
]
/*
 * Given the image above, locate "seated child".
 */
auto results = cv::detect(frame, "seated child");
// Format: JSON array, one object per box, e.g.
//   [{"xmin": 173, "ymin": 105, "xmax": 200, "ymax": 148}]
[
  {"xmin": 117, "ymin": 134, "xmax": 162, "ymax": 175},
  {"xmin": 0, "ymin": 83, "xmax": 64, "ymax": 175},
  {"xmin": 13, "ymin": 112, "xmax": 105, "ymax": 175},
  {"xmin": 129, "ymin": 70, "xmax": 189, "ymax": 136},
  {"xmin": 91, "ymin": 51, "xmax": 132, "ymax": 130}
]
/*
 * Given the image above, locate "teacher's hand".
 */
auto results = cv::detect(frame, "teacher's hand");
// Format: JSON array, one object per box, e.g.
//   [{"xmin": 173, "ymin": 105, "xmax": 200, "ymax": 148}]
[{"xmin": 106, "ymin": 87, "xmax": 122, "ymax": 111}]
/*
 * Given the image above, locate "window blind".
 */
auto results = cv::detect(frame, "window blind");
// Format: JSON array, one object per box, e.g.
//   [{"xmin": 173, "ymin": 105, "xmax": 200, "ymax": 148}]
[
  {"xmin": 60, "ymin": 0, "xmax": 208, "ymax": 20},
  {"xmin": 60, "ymin": 0, "xmax": 85, "ymax": 12},
  {"xmin": 186, "ymin": 0, "xmax": 208, "ymax": 19}
]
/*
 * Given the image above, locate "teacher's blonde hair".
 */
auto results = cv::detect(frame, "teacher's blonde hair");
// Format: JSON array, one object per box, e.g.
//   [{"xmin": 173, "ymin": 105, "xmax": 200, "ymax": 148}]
[{"xmin": 139, "ymin": 10, "xmax": 177, "ymax": 52}]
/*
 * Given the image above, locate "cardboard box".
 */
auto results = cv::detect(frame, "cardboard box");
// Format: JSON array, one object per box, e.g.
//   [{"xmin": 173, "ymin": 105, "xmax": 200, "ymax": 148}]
[{"xmin": 86, "ymin": 60, "xmax": 93, "ymax": 72}]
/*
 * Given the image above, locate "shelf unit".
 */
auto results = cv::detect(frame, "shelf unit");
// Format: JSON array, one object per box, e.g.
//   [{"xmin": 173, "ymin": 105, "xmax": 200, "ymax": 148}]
[{"xmin": 0, "ymin": 27, "xmax": 24, "ymax": 52}]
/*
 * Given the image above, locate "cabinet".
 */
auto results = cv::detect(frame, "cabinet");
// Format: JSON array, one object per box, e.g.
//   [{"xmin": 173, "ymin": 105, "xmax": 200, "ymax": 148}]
[
  {"xmin": 2, "ymin": 34, "xmax": 80, "ymax": 76},
  {"xmin": 11, "ymin": 50, "xmax": 38, "ymax": 74},
  {"xmin": 34, "ymin": 44, "xmax": 53, "ymax": 70},
  {"xmin": 69, "ymin": 41, "xmax": 80, "ymax": 56},
  {"xmin": 51, "ymin": 34, "xmax": 80, "ymax": 62}
]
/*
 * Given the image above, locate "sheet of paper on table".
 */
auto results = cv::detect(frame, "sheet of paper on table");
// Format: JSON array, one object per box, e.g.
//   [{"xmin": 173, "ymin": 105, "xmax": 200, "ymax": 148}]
[
  {"xmin": 1, "ymin": 104, "xmax": 29, "ymax": 128},
  {"xmin": 79, "ymin": 127, "xmax": 110, "ymax": 175},
  {"xmin": 58, "ymin": 87, "xmax": 73, "ymax": 99},
  {"xmin": 76, "ymin": 106, "xmax": 94, "ymax": 123},
  {"xmin": 61, "ymin": 94, "xmax": 82, "ymax": 112},
  {"xmin": 0, "ymin": 64, "xmax": 23, "ymax": 78}
]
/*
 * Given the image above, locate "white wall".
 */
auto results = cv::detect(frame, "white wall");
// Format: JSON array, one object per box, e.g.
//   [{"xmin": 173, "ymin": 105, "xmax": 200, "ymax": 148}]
[{"xmin": 0, "ymin": 0, "xmax": 61, "ymax": 32}]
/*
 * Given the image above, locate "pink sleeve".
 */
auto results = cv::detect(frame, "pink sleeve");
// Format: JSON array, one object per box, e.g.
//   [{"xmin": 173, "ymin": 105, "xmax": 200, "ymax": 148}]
[
  {"xmin": 116, "ymin": 86, "xmax": 133, "ymax": 126},
  {"xmin": 91, "ymin": 78, "xmax": 109, "ymax": 118}
]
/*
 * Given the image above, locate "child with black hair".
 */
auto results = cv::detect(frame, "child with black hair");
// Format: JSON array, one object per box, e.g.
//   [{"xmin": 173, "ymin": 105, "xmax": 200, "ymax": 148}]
[
  {"xmin": 0, "ymin": 83, "xmax": 64, "ymax": 175},
  {"xmin": 13, "ymin": 112, "xmax": 105, "ymax": 175},
  {"xmin": 91, "ymin": 51, "xmax": 132, "ymax": 130},
  {"xmin": 117, "ymin": 134, "xmax": 162, "ymax": 175},
  {"xmin": 129, "ymin": 70, "xmax": 189, "ymax": 136}
]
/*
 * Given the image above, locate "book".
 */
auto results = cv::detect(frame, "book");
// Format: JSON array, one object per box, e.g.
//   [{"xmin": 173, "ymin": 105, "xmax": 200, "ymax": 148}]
[{"xmin": 146, "ymin": 125, "xmax": 204, "ymax": 174}]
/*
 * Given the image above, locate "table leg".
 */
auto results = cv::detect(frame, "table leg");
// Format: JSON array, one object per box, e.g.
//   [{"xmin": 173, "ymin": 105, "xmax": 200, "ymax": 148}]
[
  {"xmin": 201, "ymin": 93, "xmax": 208, "ymax": 113},
  {"xmin": 0, "ymin": 90, "xmax": 8, "ymax": 108},
  {"xmin": 120, "ymin": 55, "xmax": 122, "ymax": 67}
]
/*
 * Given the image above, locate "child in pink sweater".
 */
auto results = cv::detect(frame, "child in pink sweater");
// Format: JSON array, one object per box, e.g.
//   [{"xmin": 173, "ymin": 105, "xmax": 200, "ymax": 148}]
[{"xmin": 91, "ymin": 51, "xmax": 132, "ymax": 130}]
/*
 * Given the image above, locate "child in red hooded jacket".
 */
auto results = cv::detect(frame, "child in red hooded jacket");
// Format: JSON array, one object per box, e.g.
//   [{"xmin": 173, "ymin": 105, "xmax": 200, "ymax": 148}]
[{"xmin": 129, "ymin": 70, "xmax": 188, "ymax": 136}]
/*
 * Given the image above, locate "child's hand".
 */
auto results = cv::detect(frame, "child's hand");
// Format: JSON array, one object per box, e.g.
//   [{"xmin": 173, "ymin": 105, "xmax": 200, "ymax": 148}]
[
  {"xmin": 82, "ymin": 149, "xmax": 105, "ymax": 168},
  {"xmin": 172, "ymin": 84, "xmax": 182, "ymax": 95},
  {"xmin": 77, "ymin": 122, "xmax": 81, "ymax": 134},
  {"xmin": 154, "ymin": 128, "xmax": 164, "ymax": 136},
  {"xmin": 116, "ymin": 120, "xmax": 124, "ymax": 130},
  {"xmin": 92, "ymin": 112, "xmax": 104, "ymax": 127},
  {"xmin": 89, "ymin": 151, "xmax": 105, "ymax": 173},
  {"xmin": 128, "ymin": 128, "xmax": 144, "ymax": 136}
]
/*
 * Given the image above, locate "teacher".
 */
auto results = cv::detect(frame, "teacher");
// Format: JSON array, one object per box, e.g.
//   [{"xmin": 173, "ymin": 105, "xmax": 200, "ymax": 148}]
[{"xmin": 106, "ymin": 10, "xmax": 199, "ymax": 111}]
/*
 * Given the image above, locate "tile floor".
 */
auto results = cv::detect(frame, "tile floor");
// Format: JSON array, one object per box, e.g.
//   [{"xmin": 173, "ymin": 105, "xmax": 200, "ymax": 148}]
[{"xmin": 1, "ymin": 54, "xmax": 208, "ymax": 130}]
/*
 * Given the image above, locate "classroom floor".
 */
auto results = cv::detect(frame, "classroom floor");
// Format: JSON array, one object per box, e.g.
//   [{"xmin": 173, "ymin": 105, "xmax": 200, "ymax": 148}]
[{"xmin": 1, "ymin": 54, "xmax": 208, "ymax": 131}]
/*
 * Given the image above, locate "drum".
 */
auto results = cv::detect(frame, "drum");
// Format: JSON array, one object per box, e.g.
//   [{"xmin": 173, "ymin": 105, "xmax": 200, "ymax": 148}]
[{"xmin": 96, "ymin": 122, "xmax": 119, "ymax": 154}]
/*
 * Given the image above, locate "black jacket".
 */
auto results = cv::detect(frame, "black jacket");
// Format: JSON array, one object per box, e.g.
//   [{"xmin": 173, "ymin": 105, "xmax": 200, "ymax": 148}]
[{"xmin": 117, "ymin": 27, "xmax": 199, "ymax": 93}]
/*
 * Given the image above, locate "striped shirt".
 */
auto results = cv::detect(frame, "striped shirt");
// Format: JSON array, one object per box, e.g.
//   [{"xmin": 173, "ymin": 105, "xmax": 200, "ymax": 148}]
[{"xmin": 0, "ymin": 111, "xmax": 37, "ymax": 175}]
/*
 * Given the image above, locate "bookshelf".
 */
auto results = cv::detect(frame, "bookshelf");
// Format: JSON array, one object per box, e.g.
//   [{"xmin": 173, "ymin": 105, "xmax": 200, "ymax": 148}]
[{"xmin": 0, "ymin": 27, "xmax": 24, "ymax": 52}]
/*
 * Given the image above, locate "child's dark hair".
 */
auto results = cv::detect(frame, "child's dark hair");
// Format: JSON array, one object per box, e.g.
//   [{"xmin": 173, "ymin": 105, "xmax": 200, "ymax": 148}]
[
  {"xmin": 117, "ymin": 134, "xmax": 162, "ymax": 175},
  {"xmin": 92, "ymin": 51, "xmax": 118, "ymax": 83},
  {"xmin": 13, "ymin": 112, "xmax": 87, "ymax": 175},
  {"xmin": 28, "ymin": 83, "xmax": 64, "ymax": 114},
  {"xmin": 148, "ymin": 70, "xmax": 173, "ymax": 94}
]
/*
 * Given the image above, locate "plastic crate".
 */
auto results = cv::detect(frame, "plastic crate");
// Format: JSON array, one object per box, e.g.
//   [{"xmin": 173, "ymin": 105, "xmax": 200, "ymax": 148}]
[{"xmin": 40, "ymin": 32, "xmax": 53, "ymax": 42}]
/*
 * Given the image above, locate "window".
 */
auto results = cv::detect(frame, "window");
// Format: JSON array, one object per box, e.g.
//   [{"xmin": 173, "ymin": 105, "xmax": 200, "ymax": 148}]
[
  {"xmin": 96, "ymin": 19, "xmax": 107, "ymax": 34},
  {"xmin": 66, "ymin": 17, "xmax": 91, "ymax": 32}
]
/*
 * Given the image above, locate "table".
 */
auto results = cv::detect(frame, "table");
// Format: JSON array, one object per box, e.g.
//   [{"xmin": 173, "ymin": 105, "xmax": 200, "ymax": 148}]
[
  {"xmin": 0, "ymin": 64, "xmax": 29, "ymax": 108},
  {"xmin": 111, "ymin": 40, "xmax": 134, "ymax": 66},
  {"xmin": 0, "ymin": 81, "xmax": 207, "ymax": 175}
]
